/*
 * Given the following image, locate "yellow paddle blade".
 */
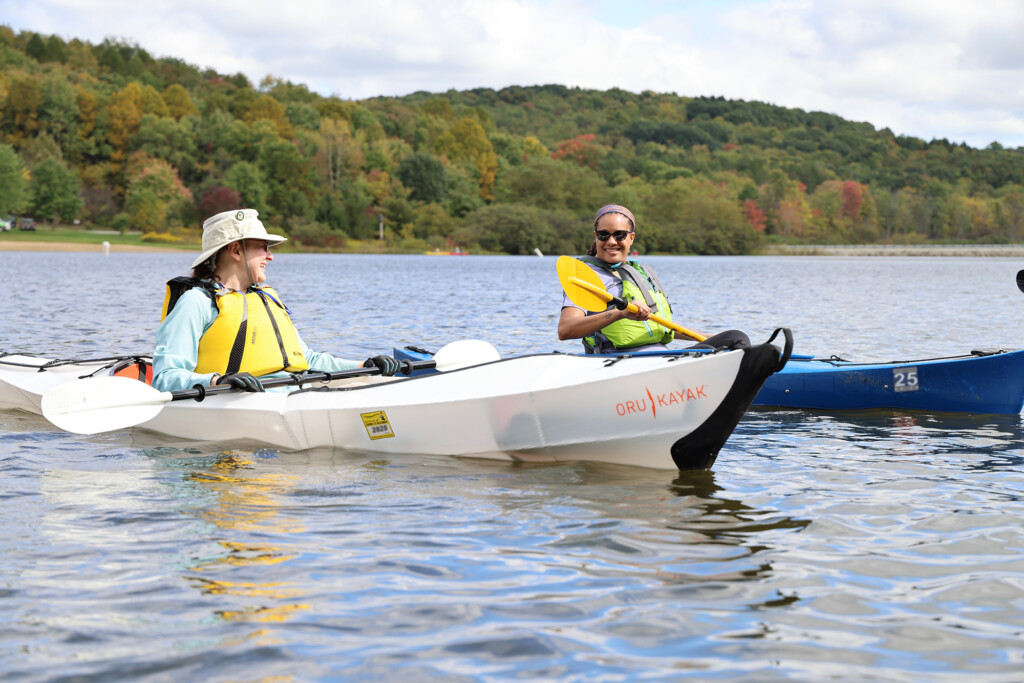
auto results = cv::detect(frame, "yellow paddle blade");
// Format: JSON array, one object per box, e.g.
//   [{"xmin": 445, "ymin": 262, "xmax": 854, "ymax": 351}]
[{"xmin": 556, "ymin": 255, "xmax": 613, "ymax": 312}]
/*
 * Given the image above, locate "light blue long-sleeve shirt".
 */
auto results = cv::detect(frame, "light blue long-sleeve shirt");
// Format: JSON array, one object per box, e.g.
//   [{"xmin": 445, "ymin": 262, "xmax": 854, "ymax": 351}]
[{"xmin": 153, "ymin": 287, "xmax": 362, "ymax": 392}]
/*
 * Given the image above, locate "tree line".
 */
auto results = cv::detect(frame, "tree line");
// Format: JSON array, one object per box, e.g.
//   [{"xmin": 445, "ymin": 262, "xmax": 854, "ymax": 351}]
[{"xmin": 2, "ymin": 26, "xmax": 1024, "ymax": 255}]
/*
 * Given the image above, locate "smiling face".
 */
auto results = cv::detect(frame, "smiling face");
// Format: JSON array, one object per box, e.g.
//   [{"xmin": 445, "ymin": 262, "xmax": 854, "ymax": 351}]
[
  {"xmin": 594, "ymin": 212, "xmax": 635, "ymax": 264},
  {"xmin": 243, "ymin": 239, "xmax": 273, "ymax": 284},
  {"xmin": 213, "ymin": 239, "xmax": 274, "ymax": 290}
]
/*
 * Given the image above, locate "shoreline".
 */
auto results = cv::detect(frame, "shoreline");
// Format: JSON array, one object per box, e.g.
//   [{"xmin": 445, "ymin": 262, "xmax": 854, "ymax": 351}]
[
  {"xmin": 4, "ymin": 240, "xmax": 1024, "ymax": 257},
  {"xmin": 765, "ymin": 244, "xmax": 1024, "ymax": 257}
]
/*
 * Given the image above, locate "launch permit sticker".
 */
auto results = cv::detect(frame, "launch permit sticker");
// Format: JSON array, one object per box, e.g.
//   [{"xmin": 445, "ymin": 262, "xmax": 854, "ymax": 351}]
[{"xmin": 360, "ymin": 411, "xmax": 395, "ymax": 440}]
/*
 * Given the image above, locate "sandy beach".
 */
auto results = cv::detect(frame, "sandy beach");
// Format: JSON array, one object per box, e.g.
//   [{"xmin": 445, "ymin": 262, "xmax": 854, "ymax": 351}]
[{"xmin": 0, "ymin": 241, "xmax": 185, "ymax": 252}]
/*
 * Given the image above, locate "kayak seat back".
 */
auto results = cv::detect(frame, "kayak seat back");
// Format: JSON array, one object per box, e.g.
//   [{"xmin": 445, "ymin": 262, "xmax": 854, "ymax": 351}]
[{"xmin": 109, "ymin": 358, "xmax": 154, "ymax": 385}]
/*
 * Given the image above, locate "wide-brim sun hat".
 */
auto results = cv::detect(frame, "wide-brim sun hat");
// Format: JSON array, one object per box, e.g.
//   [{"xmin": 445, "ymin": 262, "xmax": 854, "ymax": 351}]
[{"xmin": 192, "ymin": 209, "xmax": 287, "ymax": 268}]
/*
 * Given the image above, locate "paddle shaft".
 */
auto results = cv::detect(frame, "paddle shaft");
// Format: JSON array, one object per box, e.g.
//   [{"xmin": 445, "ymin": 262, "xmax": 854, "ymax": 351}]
[
  {"xmin": 174, "ymin": 359, "xmax": 437, "ymax": 402},
  {"xmin": 568, "ymin": 276, "xmax": 708, "ymax": 342}
]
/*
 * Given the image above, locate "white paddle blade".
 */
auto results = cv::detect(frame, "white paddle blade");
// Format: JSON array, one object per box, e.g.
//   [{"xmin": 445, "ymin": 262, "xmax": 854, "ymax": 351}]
[
  {"xmin": 433, "ymin": 340, "xmax": 501, "ymax": 371},
  {"xmin": 41, "ymin": 376, "xmax": 173, "ymax": 435}
]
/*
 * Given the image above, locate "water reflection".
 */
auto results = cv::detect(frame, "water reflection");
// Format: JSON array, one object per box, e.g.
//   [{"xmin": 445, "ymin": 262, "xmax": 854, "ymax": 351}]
[
  {"xmin": 741, "ymin": 407, "xmax": 1024, "ymax": 470},
  {"xmin": 171, "ymin": 450, "xmax": 311, "ymax": 625}
]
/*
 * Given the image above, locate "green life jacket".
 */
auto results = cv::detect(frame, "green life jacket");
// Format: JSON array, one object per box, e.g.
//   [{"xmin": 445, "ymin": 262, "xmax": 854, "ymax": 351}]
[{"xmin": 578, "ymin": 256, "xmax": 675, "ymax": 353}]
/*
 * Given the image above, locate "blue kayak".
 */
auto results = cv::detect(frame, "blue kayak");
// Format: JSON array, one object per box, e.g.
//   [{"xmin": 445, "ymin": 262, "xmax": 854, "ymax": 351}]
[
  {"xmin": 394, "ymin": 346, "xmax": 1024, "ymax": 415},
  {"xmin": 753, "ymin": 348, "xmax": 1024, "ymax": 414}
]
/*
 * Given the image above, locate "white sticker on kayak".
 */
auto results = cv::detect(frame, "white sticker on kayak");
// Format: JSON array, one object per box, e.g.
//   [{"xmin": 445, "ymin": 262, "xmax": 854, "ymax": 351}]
[
  {"xmin": 361, "ymin": 410, "xmax": 395, "ymax": 439},
  {"xmin": 893, "ymin": 367, "xmax": 919, "ymax": 393}
]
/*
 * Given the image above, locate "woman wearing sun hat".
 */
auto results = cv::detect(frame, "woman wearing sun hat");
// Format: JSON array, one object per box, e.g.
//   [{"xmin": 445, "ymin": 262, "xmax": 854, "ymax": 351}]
[
  {"xmin": 153, "ymin": 209, "xmax": 401, "ymax": 392},
  {"xmin": 558, "ymin": 203, "xmax": 749, "ymax": 354}
]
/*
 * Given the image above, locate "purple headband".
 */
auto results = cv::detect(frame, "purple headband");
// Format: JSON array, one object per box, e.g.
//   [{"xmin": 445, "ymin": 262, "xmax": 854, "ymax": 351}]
[{"xmin": 593, "ymin": 204, "xmax": 635, "ymax": 231}]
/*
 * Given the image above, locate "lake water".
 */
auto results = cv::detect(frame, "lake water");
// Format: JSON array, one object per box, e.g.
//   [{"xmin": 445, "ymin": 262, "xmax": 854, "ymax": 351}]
[{"xmin": 2, "ymin": 252, "xmax": 1024, "ymax": 681}]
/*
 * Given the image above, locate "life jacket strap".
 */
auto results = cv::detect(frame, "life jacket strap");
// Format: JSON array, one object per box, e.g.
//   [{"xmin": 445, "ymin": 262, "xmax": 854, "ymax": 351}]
[
  {"xmin": 577, "ymin": 256, "xmax": 660, "ymax": 312},
  {"xmin": 225, "ymin": 295, "xmax": 249, "ymax": 375}
]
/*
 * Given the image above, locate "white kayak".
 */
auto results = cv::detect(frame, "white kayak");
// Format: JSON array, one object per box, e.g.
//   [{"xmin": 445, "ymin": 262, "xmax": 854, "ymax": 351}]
[
  {"xmin": 3, "ymin": 334, "xmax": 792, "ymax": 470},
  {"xmin": 0, "ymin": 353, "xmax": 152, "ymax": 414}
]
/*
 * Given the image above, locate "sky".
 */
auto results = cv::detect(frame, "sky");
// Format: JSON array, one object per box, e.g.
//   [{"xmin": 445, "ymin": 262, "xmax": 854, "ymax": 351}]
[{"xmin": 5, "ymin": 0, "xmax": 1024, "ymax": 149}]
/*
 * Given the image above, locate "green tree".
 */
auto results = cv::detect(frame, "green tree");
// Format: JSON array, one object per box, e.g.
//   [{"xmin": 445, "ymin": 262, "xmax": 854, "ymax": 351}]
[
  {"xmin": 497, "ymin": 156, "xmax": 605, "ymax": 215},
  {"xmin": 43, "ymin": 34, "xmax": 68, "ymax": 63},
  {"xmin": 0, "ymin": 145, "xmax": 30, "ymax": 216},
  {"xmin": 25, "ymin": 33, "xmax": 45, "ymax": 62},
  {"xmin": 38, "ymin": 71, "xmax": 78, "ymax": 150},
  {"xmin": 286, "ymin": 102, "xmax": 320, "ymax": 131},
  {"xmin": 647, "ymin": 177, "xmax": 762, "ymax": 254},
  {"xmin": 224, "ymin": 161, "xmax": 269, "ymax": 214},
  {"xmin": 315, "ymin": 192, "xmax": 347, "ymax": 233},
  {"xmin": 259, "ymin": 140, "xmax": 317, "ymax": 219},
  {"xmin": 131, "ymin": 114, "xmax": 197, "ymax": 181},
  {"xmin": 30, "ymin": 158, "xmax": 83, "ymax": 223},
  {"xmin": 397, "ymin": 153, "xmax": 447, "ymax": 203},
  {"xmin": 463, "ymin": 203, "xmax": 568, "ymax": 255}
]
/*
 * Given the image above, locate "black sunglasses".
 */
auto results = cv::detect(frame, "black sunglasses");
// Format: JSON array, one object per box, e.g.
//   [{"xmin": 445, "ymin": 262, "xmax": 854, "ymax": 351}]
[{"xmin": 595, "ymin": 230, "xmax": 634, "ymax": 242}]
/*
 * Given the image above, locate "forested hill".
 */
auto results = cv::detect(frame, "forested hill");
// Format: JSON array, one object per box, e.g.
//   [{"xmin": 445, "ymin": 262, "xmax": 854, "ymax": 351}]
[{"xmin": 3, "ymin": 26, "xmax": 1024, "ymax": 256}]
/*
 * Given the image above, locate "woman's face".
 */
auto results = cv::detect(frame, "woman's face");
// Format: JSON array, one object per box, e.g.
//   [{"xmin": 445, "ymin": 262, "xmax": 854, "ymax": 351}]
[
  {"xmin": 244, "ymin": 240, "xmax": 273, "ymax": 283},
  {"xmin": 594, "ymin": 213, "xmax": 635, "ymax": 264},
  {"xmin": 215, "ymin": 239, "xmax": 273, "ymax": 286}
]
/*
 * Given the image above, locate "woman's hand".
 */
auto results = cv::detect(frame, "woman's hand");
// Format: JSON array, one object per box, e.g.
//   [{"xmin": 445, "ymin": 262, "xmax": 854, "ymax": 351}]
[
  {"xmin": 623, "ymin": 302, "xmax": 652, "ymax": 321},
  {"xmin": 363, "ymin": 355, "xmax": 401, "ymax": 376},
  {"xmin": 215, "ymin": 372, "xmax": 266, "ymax": 392}
]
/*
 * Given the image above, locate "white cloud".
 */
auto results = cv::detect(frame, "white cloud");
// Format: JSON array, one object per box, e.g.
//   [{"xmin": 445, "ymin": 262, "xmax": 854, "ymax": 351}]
[{"xmin": 3, "ymin": 0, "xmax": 1024, "ymax": 147}]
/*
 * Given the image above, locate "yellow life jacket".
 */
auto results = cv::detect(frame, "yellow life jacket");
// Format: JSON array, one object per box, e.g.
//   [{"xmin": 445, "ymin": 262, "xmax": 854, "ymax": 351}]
[{"xmin": 161, "ymin": 278, "xmax": 309, "ymax": 377}]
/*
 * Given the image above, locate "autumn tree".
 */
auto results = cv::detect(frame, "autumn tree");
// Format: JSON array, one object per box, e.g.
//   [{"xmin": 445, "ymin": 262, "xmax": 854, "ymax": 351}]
[
  {"xmin": 123, "ymin": 154, "xmax": 194, "ymax": 230},
  {"xmin": 106, "ymin": 82, "xmax": 145, "ymax": 182},
  {"xmin": 163, "ymin": 83, "xmax": 199, "ymax": 119},
  {"xmin": 318, "ymin": 117, "xmax": 364, "ymax": 191},
  {"xmin": 199, "ymin": 186, "xmax": 243, "ymax": 218},
  {"xmin": 140, "ymin": 84, "xmax": 169, "ymax": 117},
  {"xmin": 3, "ymin": 73, "xmax": 41, "ymax": 145},
  {"xmin": 245, "ymin": 94, "xmax": 294, "ymax": 139},
  {"xmin": 434, "ymin": 117, "xmax": 498, "ymax": 199}
]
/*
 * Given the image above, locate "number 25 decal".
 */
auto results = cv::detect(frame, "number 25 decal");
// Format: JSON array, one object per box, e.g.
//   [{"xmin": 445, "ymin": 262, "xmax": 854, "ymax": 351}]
[{"xmin": 893, "ymin": 367, "xmax": 919, "ymax": 393}]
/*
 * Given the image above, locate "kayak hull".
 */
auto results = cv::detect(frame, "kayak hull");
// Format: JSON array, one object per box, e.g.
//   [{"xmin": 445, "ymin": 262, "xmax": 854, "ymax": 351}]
[
  {"xmin": 753, "ymin": 349, "xmax": 1024, "ymax": 415},
  {"xmin": 392, "ymin": 345, "xmax": 1024, "ymax": 417},
  {"xmin": 3, "ymin": 343, "xmax": 787, "ymax": 470}
]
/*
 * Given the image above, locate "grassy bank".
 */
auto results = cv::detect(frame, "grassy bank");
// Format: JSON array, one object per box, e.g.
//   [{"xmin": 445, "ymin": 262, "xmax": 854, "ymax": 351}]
[{"xmin": 0, "ymin": 226, "xmax": 197, "ymax": 250}]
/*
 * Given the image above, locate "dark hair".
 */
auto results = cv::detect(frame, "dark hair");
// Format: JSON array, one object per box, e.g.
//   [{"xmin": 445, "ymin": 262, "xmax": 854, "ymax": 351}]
[
  {"xmin": 190, "ymin": 246, "xmax": 224, "ymax": 281},
  {"xmin": 586, "ymin": 240, "xmax": 598, "ymax": 257}
]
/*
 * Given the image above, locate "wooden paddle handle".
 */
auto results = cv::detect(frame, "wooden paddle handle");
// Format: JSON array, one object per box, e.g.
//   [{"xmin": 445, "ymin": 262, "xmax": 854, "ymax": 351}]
[{"xmin": 568, "ymin": 277, "xmax": 707, "ymax": 342}]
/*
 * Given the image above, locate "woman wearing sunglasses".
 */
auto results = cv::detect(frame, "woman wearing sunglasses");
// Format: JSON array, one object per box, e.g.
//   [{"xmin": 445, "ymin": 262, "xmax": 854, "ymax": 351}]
[
  {"xmin": 558, "ymin": 204, "xmax": 749, "ymax": 354},
  {"xmin": 153, "ymin": 209, "xmax": 401, "ymax": 392}
]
